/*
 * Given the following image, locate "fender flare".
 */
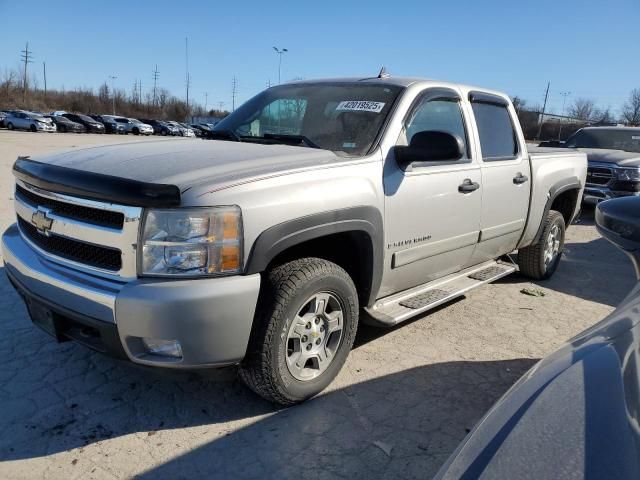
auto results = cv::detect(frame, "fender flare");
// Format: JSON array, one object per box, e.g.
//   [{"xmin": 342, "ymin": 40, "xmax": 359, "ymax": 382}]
[
  {"xmin": 533, "ymin": 177, "xmax": 582, "ymax": 243},
  {"xmin": 244, "ymin": 206, "xmax": 384, "ymax": 307}
]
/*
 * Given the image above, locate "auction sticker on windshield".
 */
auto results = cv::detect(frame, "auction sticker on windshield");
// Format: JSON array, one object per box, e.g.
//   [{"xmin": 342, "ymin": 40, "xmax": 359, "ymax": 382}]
[{"xmin": 336, "ymin": 101, "xmax": 385, "ymax": 113}]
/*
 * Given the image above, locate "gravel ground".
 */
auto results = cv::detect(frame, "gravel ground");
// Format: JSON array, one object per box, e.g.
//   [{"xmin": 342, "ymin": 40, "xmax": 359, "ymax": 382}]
[{"xmin": 0, "ymin": 130, "xmax": 635, "ymax": 479}]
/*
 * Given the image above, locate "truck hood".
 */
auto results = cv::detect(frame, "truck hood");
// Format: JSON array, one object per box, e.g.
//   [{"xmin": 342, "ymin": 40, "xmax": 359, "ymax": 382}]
[
  {"xmin": 29, "ymin": 139, "xmax": 343, "ymax": 191},
  {"xmin": 579, "ymin": 148, "xmax": 640, "ymax": 167}
]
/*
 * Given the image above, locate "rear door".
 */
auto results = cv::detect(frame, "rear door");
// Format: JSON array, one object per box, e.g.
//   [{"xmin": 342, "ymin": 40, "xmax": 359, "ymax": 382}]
[{"xmin": 468, "ymin": 92, "xmax": 530, "ymax": 264}]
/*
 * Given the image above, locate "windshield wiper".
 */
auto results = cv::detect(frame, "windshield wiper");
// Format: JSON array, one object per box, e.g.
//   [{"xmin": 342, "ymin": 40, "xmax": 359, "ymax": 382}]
[
  {"xmin": 208, "ymin": 129, "xmax": 241, "ymax": 142},
  {"xmin": 241, "ymin": 133, "xmax": 320, "ymax": 149}
]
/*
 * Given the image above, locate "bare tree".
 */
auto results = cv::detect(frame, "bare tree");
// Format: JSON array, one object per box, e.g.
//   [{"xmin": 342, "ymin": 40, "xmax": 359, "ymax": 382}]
[
  {"xmin": 511, "ymin": 96, "xmax": 527, "ymax": 113},
  {"xmin": 568, "ymin": 98, "xmax": 596, "ymax": 121},
  {"xmin": 592, "ymin": 107, "xmax": 614, "ymax": 125},
  {"xmin": 622, "ymin": 88, "xmax": 640, "ymax": 126}
]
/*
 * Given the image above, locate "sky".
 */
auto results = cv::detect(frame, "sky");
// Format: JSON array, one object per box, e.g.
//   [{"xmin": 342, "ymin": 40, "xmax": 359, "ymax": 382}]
[{"xmin": 1, "ymin": 0, "xmax": 638, "ymax": 115}]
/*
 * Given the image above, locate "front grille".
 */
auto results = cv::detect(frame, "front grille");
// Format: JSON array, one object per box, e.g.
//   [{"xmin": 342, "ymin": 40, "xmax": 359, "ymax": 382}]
[
  {"xmin": 18, "ymin": 217, "xmax": 122, "ymax": 271},
  {"xmin": 16, "ymin": 184, "xmax": 125, "ymax": 229},
  {"xmin": 586, "ymin": 166, "xmax": 613, "ymax": 186}
]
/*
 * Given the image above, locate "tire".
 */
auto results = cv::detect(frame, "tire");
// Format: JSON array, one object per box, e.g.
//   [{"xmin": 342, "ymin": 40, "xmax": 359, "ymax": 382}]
[
  {"xmin": 161, "ymin": 130, "xmax": 167, "ymax": 136},
  {"xmin": 132, "ymin": 128, "xmax": 139, "ymax": 135},
  {"xmin": 7, "ymin": 122, "xmax": 14, "ymax": 130},
  {"xmin": 59, "ymin": 125, "xmax": 67, "ymax": 133},
  {"xmin": 30, "ymin": 124, "xmax": 37, "ymax": 132},
  {"xmin": 518, "ymin": 210, "xmax": 565, "ymax": 280},
  {"xmin": 239, "ymin": 258, "xmax": 359, "ymax": 405}
]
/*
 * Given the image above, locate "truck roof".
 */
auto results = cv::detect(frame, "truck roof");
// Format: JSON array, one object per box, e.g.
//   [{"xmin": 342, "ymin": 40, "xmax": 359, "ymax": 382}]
[{"xmin": 283, "ymin": 76, "xmax": 509, "ymax": 100}]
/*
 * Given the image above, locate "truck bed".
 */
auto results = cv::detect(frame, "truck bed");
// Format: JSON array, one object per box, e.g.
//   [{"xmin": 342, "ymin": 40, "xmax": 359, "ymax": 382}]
[{"xmin": 518, "ymin": 148, "xmax": 588, "ymax": 248}]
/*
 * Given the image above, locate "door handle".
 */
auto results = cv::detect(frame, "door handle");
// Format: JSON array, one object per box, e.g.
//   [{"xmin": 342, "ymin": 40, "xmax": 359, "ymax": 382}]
[
  {"xmin": 513, "ymin": 173, "xmax": 529, "ymax": 184},
  {"xmin": 458, "ymin": 179, "xmax": 480, "ymax": 193}
]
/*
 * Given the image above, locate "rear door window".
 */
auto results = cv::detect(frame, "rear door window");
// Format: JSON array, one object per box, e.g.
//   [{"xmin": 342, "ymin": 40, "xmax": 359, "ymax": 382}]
[{"xmin": 471, "ymin": 102, "xmax": 518, "ymax": 161}]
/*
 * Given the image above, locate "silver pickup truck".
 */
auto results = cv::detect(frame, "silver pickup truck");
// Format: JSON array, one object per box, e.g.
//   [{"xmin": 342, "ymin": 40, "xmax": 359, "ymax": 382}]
[{"xmin": 1, "ymin": 76, "xmax": 587, "ymax": 404}]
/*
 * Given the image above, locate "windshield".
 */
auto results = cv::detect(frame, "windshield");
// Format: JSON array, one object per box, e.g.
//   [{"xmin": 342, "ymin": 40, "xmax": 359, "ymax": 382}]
[
  {"xmin": 214, "ymin": 82, "xmax": 403, "ymax": 156},
  {"xmin": 76, "ymin": 114, "xmax": 94, "ymax": 122},
  {"xmin": 566, "ymin": 129, "xmax": 640, "ymax": 153}
]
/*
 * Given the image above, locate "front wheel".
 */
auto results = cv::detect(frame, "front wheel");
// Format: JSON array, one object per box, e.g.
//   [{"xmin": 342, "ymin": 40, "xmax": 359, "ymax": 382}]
[
  {"xmin": 239, "ymin": 258, "xmax": 359, "ymax": 405},
  {"xmin": 518, "ymin": 210, "xmax": 565, "ymax": 280},
  {"xmin": 7, "ymin": 122, "xmax": 14, "ymax": 130},
  {"xmin": 30, "ymin": 124, "xmax": 37, "ymax": 132}
]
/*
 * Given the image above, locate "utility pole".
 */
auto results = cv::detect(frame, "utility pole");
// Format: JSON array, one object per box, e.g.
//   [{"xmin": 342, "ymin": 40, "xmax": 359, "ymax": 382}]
[
  {"xmin": 185, "ymin": 37, "xmax": 190, "ymax": 113},
  {"xmin": 204, "ymin": 92, "xmax": 208, "ymax": 112},
  {"xmin": 272, "ymin": 47, "xmax": 288, "ymax": 84},
  {"xmin": 152, "ymin": 65, "xmax": 159, "ymax": 107},
  {"xmin": 217, "ymin": 101, "xmax": 224, "ymax": 113},
  {"xmin": 42, "ymin": 61, "xmax": 47, "ymax": 100},
  {"xmin": 20, "ymin": 42, "xmax": 33, "ymax": 103},
  {"xmin": 536, "ymin": 81, "xmax": 550, "ymax": 141},
  {"xmin": 109, "ymin": 75, "xmax": 117, "ymax": 115},
  {"xmin": 138, "ymin": 79, "xmax": 142, "ymax": 104},
  {"xmin": 558, "ymin": 91, "xmax": 571, "ymax": 140},
  {"xmin": 231, "ymin": 76, "xmax": 237, "ymax": 111}
]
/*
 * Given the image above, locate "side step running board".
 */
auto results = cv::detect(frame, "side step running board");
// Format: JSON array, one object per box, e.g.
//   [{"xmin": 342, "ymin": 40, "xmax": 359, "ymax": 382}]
[{"xmin": 364, "ymin": 260, "xmax": 516, "ymax": 326}]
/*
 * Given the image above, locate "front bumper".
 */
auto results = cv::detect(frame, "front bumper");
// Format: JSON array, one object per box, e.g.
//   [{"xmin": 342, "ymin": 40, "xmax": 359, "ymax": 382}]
[
  {"xmin": 2, "ymin": 224, "xmax": 261, "ymax": 367},
  {"xmin": 583, "ymin": 185, "xmax": 640, "ymax": 205}
]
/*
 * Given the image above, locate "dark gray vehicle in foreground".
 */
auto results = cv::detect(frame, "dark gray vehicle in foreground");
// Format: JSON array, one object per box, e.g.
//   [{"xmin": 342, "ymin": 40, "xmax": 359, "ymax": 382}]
[{"xmin": 436, "ymin": 196, "xmax": 640, "ymax": 480}]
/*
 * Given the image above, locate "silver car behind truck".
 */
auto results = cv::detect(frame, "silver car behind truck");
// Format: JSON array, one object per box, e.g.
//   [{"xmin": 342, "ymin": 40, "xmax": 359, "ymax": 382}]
[
  {"xmin": 4, "ymin": 111, "xmax": 57, "ymax": 132},
  {"xmin": 1, "ymin": 76, "xmax": 586, "ymax": 404}
]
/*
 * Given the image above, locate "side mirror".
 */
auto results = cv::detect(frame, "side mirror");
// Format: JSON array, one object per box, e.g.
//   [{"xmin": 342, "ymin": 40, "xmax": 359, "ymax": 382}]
[
  {"xmin": 394, "ymin": 131, "xmax": 464, "ymax": 168},
  {"xmin": 596, "ymin": 197, "xmax": 640, "ymax": 280}
]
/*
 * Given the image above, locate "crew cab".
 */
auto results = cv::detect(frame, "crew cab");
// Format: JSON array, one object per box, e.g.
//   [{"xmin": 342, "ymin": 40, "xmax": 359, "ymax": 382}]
[{"xmin": 1, "ymin": 76, "xmax": 587, "ymax": 404}]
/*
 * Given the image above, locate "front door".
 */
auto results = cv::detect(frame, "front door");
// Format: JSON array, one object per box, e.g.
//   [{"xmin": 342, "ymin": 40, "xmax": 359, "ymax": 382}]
[{"xmin": 380, "ymin": 88, "xmax": 482, "ymax": 298}]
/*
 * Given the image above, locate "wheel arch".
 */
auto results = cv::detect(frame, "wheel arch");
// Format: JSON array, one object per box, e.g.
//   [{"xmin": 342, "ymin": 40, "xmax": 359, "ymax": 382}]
[
  {"xmin": 532, "ymin": 178, "xmax": 582, "ymax": 243},
  {"xmin": 244, "ymin": 206, "xmax": 384, "ymax": 307}
]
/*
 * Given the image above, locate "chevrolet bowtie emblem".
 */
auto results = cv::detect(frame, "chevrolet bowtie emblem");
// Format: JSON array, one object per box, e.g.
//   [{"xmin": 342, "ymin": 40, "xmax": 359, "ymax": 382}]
[{"xmin": 31, "ymin": 209, "xmax": 54, "ymax": 235}]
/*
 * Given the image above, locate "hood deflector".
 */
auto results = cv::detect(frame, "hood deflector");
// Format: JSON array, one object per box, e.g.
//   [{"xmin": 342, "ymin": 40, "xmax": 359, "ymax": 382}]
[{"xmin": 13, "ymin": 157, "xmax": 181, "ymax": 207}]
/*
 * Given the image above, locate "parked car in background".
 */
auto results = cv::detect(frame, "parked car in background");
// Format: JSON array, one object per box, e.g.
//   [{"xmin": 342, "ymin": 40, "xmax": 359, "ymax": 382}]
[
  {"xmin": 62, "ymin": 113, "xmax": 105, "ymax": 133},
  {"xmin": 2, "ymin": 77, "xmax": 586, "ymax": 405},
  {"xmin": 46, "ymin": 115, "xmax": 85, "ymax": 133},
  {"xmin": 113, "ymin": 117, "xmax": 153, "ymax": 135},
  {"xmin": 166, "ymin": 120, "xmax": 195, "ymax": 137},
  {"xmin": 190, "ymin": 124, "xmax": 211, "ymax": 137},
  {"xmin": 436, "ymin": 195, "xmax": 640, "ymax": 480},
  {"xmin": 4, "ymin": 111, "xmax": 56, "ymax": 132},
  {"xmin": 139, "ymin": 118, "xmax": 180, "ymax": 136},
  {"xmin": 178, "ymin": 122, "xmax": 196, "ymax": 137},
  {"xmin": 539, "ymin": 127, "xmax": 640, "ymax": 205},
  {"xmin": 49, "ymin": 110, "xmax": 67, "ymax": 117},
  {"xmin": 0, "ymin": 109, "xmax": 16, "ymax": 128},
  {"xmin": 90, "ymin": 115, "xmax": 126, "ymax": 135}
]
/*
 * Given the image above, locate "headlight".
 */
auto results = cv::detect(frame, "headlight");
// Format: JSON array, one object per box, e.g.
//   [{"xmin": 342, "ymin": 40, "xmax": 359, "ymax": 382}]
[
  {"xmin": 616, "ymin": 167, "xmax": 640, "ymax": 182},
  {"xmin": 139, "ymin": 207, "xmax": 243, "ymax": 276}
]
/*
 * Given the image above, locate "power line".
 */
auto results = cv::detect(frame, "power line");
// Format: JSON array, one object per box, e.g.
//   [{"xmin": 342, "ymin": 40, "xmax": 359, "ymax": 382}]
[
  {"xmin": 42, "ymin": 61, "xmax": 47, "ymax": 100},
  {"xmin": 20, "ymin": 41, "xmax": 33, "ymax": 103},
  {"xmin": 231, "ymin": 76, "xmax": 237, "ymax": 111},
  {"xmin": 536, "ymin": 81, "xmax": 550, "ymax": 141},
  {"xmin": 152, "ymin": 65, "xmax": 159, "ymax": 107},
  {"xmin": 185, "ymin": 37, "xmax": 191, "ymax": 112}
]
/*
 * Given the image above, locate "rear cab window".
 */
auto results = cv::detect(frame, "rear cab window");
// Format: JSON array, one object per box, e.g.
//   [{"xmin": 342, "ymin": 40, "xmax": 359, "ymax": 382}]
[{"xmin": 469, "ymin": 92, "xmax": 519, "ymax": 161}]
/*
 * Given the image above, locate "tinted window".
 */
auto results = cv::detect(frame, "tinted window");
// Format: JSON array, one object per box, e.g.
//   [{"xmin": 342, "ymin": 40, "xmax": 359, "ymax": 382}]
[
  {"xmin": 405, "ymin": 98, "xmax": 468, "ymax": 160},
  {"xmin": 565, "ymin": 129, "xmax": 640, "ymax": 153},
  {"xmin": 471, "ymin": 102, "xmax": 518, "ymax": 160}
]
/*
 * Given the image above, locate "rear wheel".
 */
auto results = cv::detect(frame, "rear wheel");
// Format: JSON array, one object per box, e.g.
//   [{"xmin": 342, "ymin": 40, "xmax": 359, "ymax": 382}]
[
  {"xmin": 518, "ymin": 210, "xmax": 565, "ymax": 280},
  {"xmin": 239, "ymin": 258, "xmax": 359, "ymax": 405},
  {"xmin": 7, "ymin": 122, "xmax": 14, "ymax": 130}
]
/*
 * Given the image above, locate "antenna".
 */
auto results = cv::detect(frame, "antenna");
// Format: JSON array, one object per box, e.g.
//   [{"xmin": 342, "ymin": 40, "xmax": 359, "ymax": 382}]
[{"xmin": 377, "ymin": 66, "xmax": 389, "ymax": 79}]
